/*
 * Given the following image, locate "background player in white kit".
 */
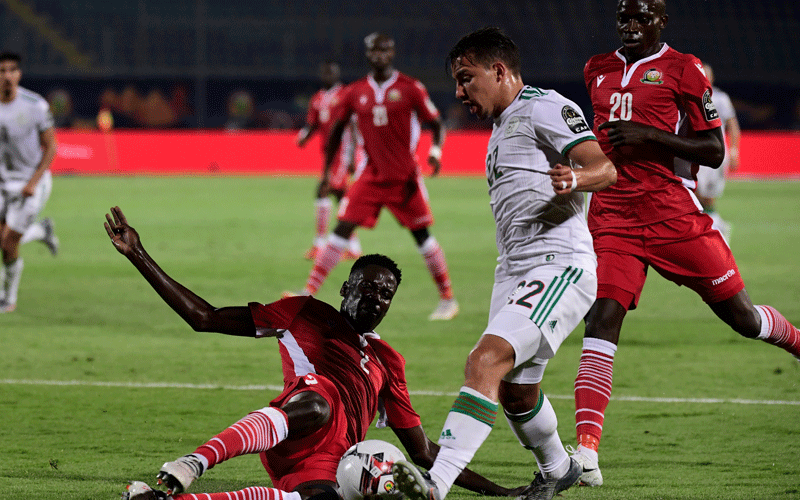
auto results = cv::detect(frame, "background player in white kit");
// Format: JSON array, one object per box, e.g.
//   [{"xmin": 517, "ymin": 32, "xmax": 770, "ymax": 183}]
[
  {"xmin": 392, "ymin": 28, "xmax": 616, "ymax": 500},
  {"xmin": 0, "ymin": 51, "xmax": 59, "ymax": 313},
  {"xmin": 695, "ymin": 61, "xmax": 741, "ymax": 243}
]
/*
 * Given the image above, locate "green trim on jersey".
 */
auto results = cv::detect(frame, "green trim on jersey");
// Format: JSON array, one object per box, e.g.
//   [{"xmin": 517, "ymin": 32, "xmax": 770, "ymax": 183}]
[
  {"xmin": 519, "ymin": 87, "xmax": 549, "ymax": 100},
  {"xmin": 560, "ymin": 135, "xmax": 597, "ymax": 157},
  {"xmin": 529, "ymin": 266, "xmax": 584, "ymax": 327}
]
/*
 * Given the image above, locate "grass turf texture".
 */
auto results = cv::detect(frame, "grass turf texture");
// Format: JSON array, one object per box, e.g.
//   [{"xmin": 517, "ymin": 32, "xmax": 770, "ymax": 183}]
[{"xmin": 1, "ymin": 176, "xmax": 798, "ymax": 500}]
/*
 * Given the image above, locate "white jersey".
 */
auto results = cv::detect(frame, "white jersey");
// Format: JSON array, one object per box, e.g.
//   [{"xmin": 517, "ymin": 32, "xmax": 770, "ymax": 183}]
[
  {"xmin": 0, "ymin": 87, "xmax": 54, "ymax": 190},
  {"xmin": 696, "ymin": 86, "xmax": 737, "ymax": 196},
  {"xmin": 486, "ymin": 86, "xmax": 597, "ymax": 279}
]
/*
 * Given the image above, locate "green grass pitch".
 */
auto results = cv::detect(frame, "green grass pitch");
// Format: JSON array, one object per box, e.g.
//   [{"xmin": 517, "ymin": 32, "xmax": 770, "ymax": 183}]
[{"xmin": 1, "ymin": 176, "xmax": 798, "ymax": 500}]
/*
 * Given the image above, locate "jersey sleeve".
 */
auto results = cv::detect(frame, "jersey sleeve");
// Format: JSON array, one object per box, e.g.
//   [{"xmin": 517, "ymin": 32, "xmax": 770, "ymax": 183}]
[
  {"xmin": 248, "ymin": 296, "xmax": 310, "ymax": 338},
  {"xmin": 531, "ymin": 93, "xmax": 596, "ymax": 157},
  {"xmin": 371, "ymin": 339, "xmax": 422, "ymax": 429},
  {"xmin": 678, "ymin": 57, "xmax": 722, "ymax": 132},
  {"xmin": 36, "ymin": 98, "xmax": 54, "ymax": 132},
  {"xmin": 714, "ymin": 90, "xmax": 736, "ymax": 124},
  {"xmin": 331, "ymin": 84, "xmax": 355, "ymax": 123},
  {"xmin": 411, "ymin": 80, "xmax": 440, "ymax": 123},
  {"xmin": 305, "ymin": 92, "xmax": 320, "ymax": 127}
]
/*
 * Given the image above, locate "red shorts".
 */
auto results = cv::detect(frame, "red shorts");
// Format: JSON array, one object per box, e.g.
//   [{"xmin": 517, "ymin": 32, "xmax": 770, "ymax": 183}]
[
  {"xmin": 259, "ymin": 374, "xmax": 350, "ymax": 491},
  {"xmin": 328, "ymin": 149, "xmax": 366, "ymax": 193},
  {"xmin": 592, "ymin": 212, "xmax": 744, "ymax": 310},
  {"xmin": 337, "ymin": 175, "xmax": 433, "ymax": 231}
]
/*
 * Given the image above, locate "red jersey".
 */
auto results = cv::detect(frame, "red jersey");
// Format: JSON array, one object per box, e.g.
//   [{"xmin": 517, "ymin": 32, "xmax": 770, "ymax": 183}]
[
  {"xmin": 249, "ymin": 296, "xmax": 421, "ymax": 445},
  {"xmin": 306, "ymin": 83, "xmax": 346, "ymax": 149},
  {"xmin": 334, "ymin": 71, "xmax": 440, "ymax": 182},
  {"xmin": 585, "ymin": 44, "xmax": 722, "ymax": 229}
]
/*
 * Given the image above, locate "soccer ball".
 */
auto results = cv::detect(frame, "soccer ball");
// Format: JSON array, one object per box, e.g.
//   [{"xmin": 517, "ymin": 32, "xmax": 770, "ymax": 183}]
[{"xmin": 336, "ymin": 440, "xmax": 406, "ymax": 500}]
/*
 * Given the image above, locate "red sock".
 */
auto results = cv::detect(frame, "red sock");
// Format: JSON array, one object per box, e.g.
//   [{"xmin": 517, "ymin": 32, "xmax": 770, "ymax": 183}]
[
  {"xmin": 755, "ymin": 305, "xmax": 800, "ymax": 356},
  {"xmin": 194, "ymin": 407, "xmax": 288, "ymax": 470},
  {"xmin": 574, "ymin": 338, "xmax": 617, "ymax": 451},
  {"xmin": 419, "ymin": 237, "xmax": 453, "ymax": 300},
  {"xmin": 305, "ymin": 235, "xmax": 347, "ymax": 294},
  {"xmin": 175, "ymin": 487, "xmax": 299, "ymax": 500}
]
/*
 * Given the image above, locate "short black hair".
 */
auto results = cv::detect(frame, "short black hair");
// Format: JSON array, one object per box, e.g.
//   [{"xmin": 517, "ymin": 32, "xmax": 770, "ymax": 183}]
[
  {"xmin": 349, "ymin": 254, "xmax": 402, "ymax": 286},
  {"xmin": 447, "ymin": 27, "xmax": 521, "ymax": 76},
  {"xmin": 0, "ymin": 52, "xmax": 21, "ymax": 65},
  {"xmin": 364, "ymin": 32, "xmax": 394, "ymax": 49},
  {"xmin": 618, "ymin": 0, "xmax": 666, "ymax": 16}
]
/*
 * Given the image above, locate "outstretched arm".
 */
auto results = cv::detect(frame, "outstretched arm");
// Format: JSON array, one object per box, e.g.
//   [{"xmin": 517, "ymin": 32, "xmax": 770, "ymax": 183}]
[
  {"xmin": 392, "ymin": 425, "xmax": 525, "ymax": 496},
  {"xmin": 104, "ymin": 206, "xmax": 256, "ymax": 336}
]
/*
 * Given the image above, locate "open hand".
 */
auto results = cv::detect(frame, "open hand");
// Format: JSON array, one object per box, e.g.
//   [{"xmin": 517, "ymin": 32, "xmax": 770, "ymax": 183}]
[{"xmin": 104, "ymin": 206, "xmax": 140, "ymax": 256}]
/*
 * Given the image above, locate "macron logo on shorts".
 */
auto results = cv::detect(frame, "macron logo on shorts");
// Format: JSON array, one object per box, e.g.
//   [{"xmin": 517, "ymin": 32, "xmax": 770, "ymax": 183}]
[{"xmin": 711, "ymin": 269, "xmax": 736, "ymax": 286}]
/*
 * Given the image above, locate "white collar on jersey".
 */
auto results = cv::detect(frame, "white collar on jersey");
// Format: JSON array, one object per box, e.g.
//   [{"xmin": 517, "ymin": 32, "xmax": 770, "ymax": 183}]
[
  {"xmin": 614, "ymin": 43, "xmax": 670, "ymax": 88},
  {"xmin": 367, "ymin": 70, "xmax": 400, "ymax": 104}
]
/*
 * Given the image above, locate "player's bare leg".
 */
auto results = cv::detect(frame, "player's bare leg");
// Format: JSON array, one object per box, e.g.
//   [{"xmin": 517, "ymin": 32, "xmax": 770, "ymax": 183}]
[{"xmin": 0, "ymin": 228, "xmax": 23, "ymax": 312}]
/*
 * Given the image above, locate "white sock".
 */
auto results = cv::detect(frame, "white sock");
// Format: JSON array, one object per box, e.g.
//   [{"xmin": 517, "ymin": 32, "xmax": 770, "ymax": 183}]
[
  {"xmin": 504, "ymin": 391, "xmax": 570, "ymax": 479},
  {"xmin": 21, "ymin": 221, "xmax": 46, "ymax": 244},
  {"xmin": 429, "ymin": 387, "xmax": 498, "ymax": 498},
  {"xmin": 4, "ymin": 258, "xmax": 24, "ymax": 305}
]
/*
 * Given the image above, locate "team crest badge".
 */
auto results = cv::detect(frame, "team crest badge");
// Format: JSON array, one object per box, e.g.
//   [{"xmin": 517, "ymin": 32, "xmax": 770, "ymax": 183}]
[
  {"xmin": 505, "ymin": 116, "xmax": 521, "ymax": 136},
  {"xmin": 359, "ymin": 95, "xmax": 369, "ymax": 105},
  {"xmin": 640, "ymin": 68, "xmax": 663, "ymax": 84},
  {"xmin": 561, "ymin": 106, "xmax": 589, "ymax": 134},
  {"xmin": 388, "ymin": 89, "xmax": 401, "ymax": 101}
]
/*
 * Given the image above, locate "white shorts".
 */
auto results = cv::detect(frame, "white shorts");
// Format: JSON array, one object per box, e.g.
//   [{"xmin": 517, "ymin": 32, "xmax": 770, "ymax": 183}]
[
  {"xmin": 695, "ymin": 164, "xmax": 726, "ymax": 199},
  {"xmin": 0, "ymin": 171, "xmax": 52, "ymax": 234},
  {"xmin": 483, "ymin": 262, "xmax": 597, "ymax": 385}
]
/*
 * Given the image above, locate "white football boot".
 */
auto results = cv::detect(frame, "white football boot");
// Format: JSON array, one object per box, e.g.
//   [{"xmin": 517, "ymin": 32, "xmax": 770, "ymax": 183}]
[
  {"xmin": 428, "ymin": 298, "xmax": 459, "ymax": 321},
  {"xmin": 566, "ymin": 444, "xmax": 603, "ymax": 486},
  {"xmin": 157, "ymin": 454, "xmax": 205, "ymax": 494}
]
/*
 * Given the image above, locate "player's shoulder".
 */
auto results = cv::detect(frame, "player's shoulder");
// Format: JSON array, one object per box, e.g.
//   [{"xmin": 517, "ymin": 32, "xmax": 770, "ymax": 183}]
[
  {"xmin": 585, "ymin": 51, "xmax": 620, "ymax": 73},
  {"xmin": 395, "ymin": 72, "xmax": 427, "ymax": 91},
  {"xmin": 662, "ymin": 46, "xmax": 705, "ymax": 74},
  {"xmin": 17, "ymin": 87, "xmax": 48, "ymax": 108}
]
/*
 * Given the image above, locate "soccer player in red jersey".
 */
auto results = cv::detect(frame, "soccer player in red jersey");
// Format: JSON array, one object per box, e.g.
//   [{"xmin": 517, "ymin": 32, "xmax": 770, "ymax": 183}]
[
  {"xmin": 291, "ymin": 32, "xmax": 459, "ymax": 321},
  {"xmin": 569, "ymin": 0, "xmax": 800, "ymax": 487},
  {"xmin": 297, "ymin": 61, "xmax": 363, "ymax": 261},
  {"xmin": 105, "ymin": 207, "xmax": 518, "ymax": 500}
]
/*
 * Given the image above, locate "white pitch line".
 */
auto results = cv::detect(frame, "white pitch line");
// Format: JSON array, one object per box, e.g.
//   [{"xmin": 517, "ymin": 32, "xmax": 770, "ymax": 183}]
[{"xmin": 2, "ymin": 379, "xmax": 799, "ymax": 406}]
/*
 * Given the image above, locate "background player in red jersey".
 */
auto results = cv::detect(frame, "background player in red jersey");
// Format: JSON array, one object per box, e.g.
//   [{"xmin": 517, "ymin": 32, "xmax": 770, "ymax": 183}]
[
  {"xmin": 297, "ymin": 61, "xmax": 363, "ymax": 261},
  {"xmin": 105, "ymin": 207, "xmax": 519, "ymax": 500},
  {"xmin": 569, "ymin": 0, "xmax": 800, "ymax": 487},
  {"xmin": 289, "ymin": 32, "xmax": 458, "ymax": 322}
]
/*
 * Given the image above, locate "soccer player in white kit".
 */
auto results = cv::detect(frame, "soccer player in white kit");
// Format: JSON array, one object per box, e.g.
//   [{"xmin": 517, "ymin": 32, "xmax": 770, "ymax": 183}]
[
  {"xmin": 695, "ymin": 62, "xmax": 741, "ymax": 244},
  {"xmin": 392, "ymin": 28, "xmax": 617, "ymax": 500},
  {"xmin": 0, "ymin": 52, "xmax": 58, "ymax": 312}
]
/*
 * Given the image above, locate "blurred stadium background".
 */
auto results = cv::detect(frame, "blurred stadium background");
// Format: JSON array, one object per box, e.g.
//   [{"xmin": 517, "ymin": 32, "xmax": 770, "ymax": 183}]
[{"xmin": 1, "ymin": 0, "xmax": 799, "ymax": 131}]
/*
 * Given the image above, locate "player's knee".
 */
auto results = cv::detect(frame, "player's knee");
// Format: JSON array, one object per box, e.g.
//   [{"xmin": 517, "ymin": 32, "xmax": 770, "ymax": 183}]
[
  {"xmin": 499, "ymin": 381, "xmax": 540, "ymax": 414},
  {"xmin": 283, "ymin": 392, "xmax": 331, "ymax": 437}
]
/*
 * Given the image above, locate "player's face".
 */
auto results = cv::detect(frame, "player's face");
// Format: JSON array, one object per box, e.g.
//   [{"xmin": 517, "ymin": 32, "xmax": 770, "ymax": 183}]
[
  {"xmin": 366, "ymin": 40, "xmax": 395, "ymax": 72},
  {"xmin": 452, "ymin": 55, "xmax": 501, "ymax": 120},
  {"xmin": 340, "ymin": 265, "xmax": 398, "ymax": 333},
  {"xmin": 320, "ymin": 63, "xmax": 340, "ymax": 88},
  {"xmin": 0, "ymin": 60, "xmax": 21, "ymax": 98},
  {"xmin": 616, "ymin": 0, "xmax": 667, "ymax": 60}
]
